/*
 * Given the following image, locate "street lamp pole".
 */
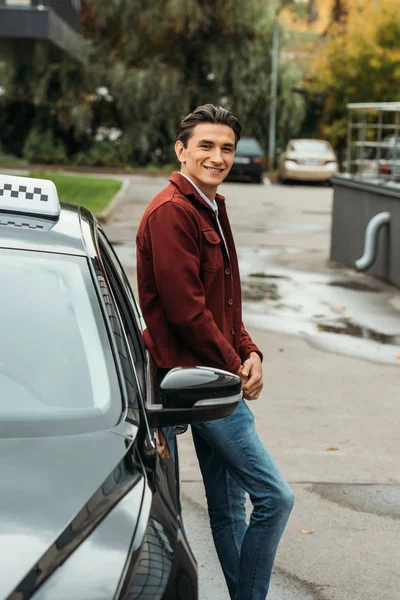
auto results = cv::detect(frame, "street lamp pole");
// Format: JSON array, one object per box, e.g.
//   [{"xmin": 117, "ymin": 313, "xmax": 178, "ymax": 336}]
[{"xmin": 268, "ymin": 14, "xmax": 280, "ymax": 173}]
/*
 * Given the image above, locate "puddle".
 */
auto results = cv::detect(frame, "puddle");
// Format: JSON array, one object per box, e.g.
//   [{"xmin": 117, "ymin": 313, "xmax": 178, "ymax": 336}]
[
  {"xmin": 316, "ymin": 320, "xmax": 400, "ymax": 345},
  {"xmin": 328, "ymin": 280, "xmax": 382, "ymax": 293},
  {"xmin": 239, "ymin": 247, "xmax": 400, "ymax": 365},
  {"xmin": 242, "ymin": 280, "xmax": 280, "ymax": 301},
  {"xmin": 249, "ymin": 272, "xmax": 289, "ymax": 280},
  {"xmin": 309, "ymin": 483, "xmax": 400, "ymax": 521}
]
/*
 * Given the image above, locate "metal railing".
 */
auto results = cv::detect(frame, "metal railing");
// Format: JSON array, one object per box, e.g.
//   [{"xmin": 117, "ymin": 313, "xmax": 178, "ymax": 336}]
[{"xmin": 346, "ymin": 102, "xmax": 400, "ymax": 184}]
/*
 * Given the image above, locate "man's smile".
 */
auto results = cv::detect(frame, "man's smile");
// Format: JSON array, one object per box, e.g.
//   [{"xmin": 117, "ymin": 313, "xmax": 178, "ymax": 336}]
[{"xmin": 204, "ymin": 166, "xmax": 224, "ymax": 173}]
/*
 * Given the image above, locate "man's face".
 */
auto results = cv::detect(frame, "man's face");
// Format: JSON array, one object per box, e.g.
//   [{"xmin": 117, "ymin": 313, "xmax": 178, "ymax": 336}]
[{"xmin": 175, "ymin": 123, "xmax": 236, "ymax": 196}]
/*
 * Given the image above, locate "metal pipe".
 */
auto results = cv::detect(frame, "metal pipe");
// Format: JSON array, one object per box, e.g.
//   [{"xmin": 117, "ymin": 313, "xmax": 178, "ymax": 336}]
[{"xmin": 355, "ymin": 211, "xmax": 391, "ymax": 271}]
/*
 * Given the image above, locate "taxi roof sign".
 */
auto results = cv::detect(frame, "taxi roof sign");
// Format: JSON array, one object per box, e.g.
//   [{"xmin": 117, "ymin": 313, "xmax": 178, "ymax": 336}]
[{"xmin": 0, "ymin": 174, "xmax": 61, "ymax": 219}]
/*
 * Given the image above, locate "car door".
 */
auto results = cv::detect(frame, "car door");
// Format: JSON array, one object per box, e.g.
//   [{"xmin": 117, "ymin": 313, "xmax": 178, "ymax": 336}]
[{"xmin": 97, "ymin": 232, "xmax": 190, "ymax": 599}]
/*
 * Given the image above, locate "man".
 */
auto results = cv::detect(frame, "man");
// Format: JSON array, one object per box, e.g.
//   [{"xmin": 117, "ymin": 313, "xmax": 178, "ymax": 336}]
[{"xmin": 136, "ymin": 104, "xmax": 294, "ymax": 599}]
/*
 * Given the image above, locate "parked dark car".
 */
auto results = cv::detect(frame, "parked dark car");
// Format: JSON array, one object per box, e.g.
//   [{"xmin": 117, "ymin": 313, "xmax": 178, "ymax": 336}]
[
  {"xmin": 228, "ymin": 137, "xmax": 265, "ymax": 183},
  {"xmin": 0, "ymin": 173, "xmax": 242, "ymax": 600}
]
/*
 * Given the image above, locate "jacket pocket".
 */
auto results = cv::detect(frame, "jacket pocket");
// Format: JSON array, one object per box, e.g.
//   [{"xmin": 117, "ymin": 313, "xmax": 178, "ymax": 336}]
[{"xmin": 201, "ymin": 228, "xmax": 223, "ymax": 272}]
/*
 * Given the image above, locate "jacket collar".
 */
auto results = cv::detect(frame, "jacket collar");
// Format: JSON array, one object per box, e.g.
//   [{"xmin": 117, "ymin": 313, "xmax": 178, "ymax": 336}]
[{"xmin": 169, "ymin": 171, "xmax": 225, "ymax": 212}]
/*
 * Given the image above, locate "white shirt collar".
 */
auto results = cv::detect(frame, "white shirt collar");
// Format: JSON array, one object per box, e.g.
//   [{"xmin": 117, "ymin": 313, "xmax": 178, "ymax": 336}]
[{"xmin": 180, "ymin": 173, "xmax": 218, "ymax": 213}]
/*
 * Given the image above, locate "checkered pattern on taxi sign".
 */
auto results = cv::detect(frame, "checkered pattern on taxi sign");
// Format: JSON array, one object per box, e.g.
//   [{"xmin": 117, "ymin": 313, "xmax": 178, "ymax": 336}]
[{"xmin": 0, "ymin": 183, "xmax": 49, "ymax": 203}]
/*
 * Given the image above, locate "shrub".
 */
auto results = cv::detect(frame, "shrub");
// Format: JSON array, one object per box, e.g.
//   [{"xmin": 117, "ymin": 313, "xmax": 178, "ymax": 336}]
[
  {"xmin": 23, "ymin": 129, "xmax": 67, "ymax": 165},
  {"xmin": 73, "ymin": 141, "xmax": 123, "ymax": 167}
]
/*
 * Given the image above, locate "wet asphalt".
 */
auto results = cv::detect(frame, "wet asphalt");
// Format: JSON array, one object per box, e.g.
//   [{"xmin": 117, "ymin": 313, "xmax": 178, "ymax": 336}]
[{"xmin": 103, "ymin": 175, "xmax": 400, "ymax": 600}]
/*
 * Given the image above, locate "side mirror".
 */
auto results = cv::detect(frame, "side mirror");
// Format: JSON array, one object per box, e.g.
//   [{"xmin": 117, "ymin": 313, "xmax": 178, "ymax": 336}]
[{"xmin": 145, "ymin": 367, "xmax": 242, "ymax": 428}]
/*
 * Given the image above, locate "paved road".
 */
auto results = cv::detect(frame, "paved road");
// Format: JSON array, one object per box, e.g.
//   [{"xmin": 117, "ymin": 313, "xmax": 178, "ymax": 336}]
[{"xmin": 104, "ymin": 176, "xmax": 400, "ymax": 600}]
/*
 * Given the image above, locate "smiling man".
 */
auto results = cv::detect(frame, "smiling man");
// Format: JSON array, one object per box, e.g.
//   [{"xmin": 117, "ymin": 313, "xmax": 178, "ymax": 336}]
[{"xmin": 136, "ymin": 104, "xmax": 294, "ymax": 599}]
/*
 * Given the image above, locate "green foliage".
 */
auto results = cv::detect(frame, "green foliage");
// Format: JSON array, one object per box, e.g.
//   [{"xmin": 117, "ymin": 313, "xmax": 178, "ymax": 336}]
[
  {"xmin": 0, "ymin": 41, "xmax": 90, "ymax": 160},
  {"xmin": 0, "ymin": 146, "xmax": 28, "ymax": 168},
  {"xmin": 74, "ymin": 141, "xmax": 123, "ymax": 167},
  {"xmin": 23, "ymin": 129, "xmax": 68, "ymax": 165},
  {"xmin": 2, "ymin": 0, "xmax": 307, "ymax": 166},
  {"xmin": 308, "ymin": 0, "xmax": 400, "ymax": 157},
  {"xmin": 82, "ymin": 0, "xmax": 306, "ymax": 162}
]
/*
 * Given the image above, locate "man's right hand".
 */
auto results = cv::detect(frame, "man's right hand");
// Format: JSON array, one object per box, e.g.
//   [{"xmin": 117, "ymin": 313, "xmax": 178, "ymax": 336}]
[{"xmin": 236, "ymin": 354, "xmax": 263, "ymax": 401}]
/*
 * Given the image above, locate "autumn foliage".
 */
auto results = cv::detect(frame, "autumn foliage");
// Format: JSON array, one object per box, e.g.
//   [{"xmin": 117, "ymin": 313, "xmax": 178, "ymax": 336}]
[{"xmin": 308, "ymin": 0, "xmax": 400, "ymax": 152}]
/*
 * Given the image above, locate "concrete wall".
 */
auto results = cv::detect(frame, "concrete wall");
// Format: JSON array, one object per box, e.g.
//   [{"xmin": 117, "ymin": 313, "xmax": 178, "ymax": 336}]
[{"xmin": 331, "ymin": 175, "xmax": 400, "ymax": 287}]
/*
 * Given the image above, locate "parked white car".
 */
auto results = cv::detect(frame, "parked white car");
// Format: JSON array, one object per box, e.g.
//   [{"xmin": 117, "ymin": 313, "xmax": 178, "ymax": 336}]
[{"xmin": 279, "ymin": 139, "xmax": 338, "ymax": 183}]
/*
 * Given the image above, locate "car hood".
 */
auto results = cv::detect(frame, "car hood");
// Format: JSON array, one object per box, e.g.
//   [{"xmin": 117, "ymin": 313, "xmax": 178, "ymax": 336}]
[{"xmin": 0, "ymin": 426, "xmax": 138, "ymax": 598}]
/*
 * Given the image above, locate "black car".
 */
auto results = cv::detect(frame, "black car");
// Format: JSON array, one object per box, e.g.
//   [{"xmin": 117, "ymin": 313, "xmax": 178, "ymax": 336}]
[
  {"xmin": 0, "ymin": 173, "xmax": 242, "ymax": 600},
  {"xmin": 227, "ymin": 137, "xmax": 265, "ymax": 183}
]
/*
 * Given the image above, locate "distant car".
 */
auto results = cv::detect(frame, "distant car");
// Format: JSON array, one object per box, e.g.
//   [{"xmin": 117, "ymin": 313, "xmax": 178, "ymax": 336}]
[
  {"xmin": 0, "ymin": 173, "xmax": 242, "ymax": 600},
  {"xmin": 228, "ymin": 137, "xmax": 265, "ymax": 183},
  {"xmin": 279, "ymin": 139, "xmax": 338, "ymax": 183}
]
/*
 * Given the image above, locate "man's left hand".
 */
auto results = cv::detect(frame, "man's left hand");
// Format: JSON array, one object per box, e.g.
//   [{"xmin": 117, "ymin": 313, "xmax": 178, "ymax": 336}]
[{"xmin": 240, "ymin": 352, "xmax": 263, "ymax": 400}]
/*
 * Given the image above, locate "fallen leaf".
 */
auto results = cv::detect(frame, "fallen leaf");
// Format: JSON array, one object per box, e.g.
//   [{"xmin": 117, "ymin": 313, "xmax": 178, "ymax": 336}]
[
  {"xmin": 324, "ymin": 446, "xmax": 339, "ymax": 451},
  {"xmin": 330, "ymin": 305, "xmax": 346, "ymax": 313},
  {"xmin": 279, "ymin": 348, "xmax": 284, "ymax": 352},
  {"xmin": 299, "ymin": 529, "xmax": 313, "ymax": 535},
  {"xmin": 395, "ymin": 355, "xmax": 400, "ymax": 360},
  {"xmin": 343, "ymin": 490, "xmax": 349, "ymax": 495}
]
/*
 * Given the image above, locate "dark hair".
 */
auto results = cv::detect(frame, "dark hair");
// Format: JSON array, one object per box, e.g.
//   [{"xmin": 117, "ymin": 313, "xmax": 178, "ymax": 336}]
[{"xmin": 176, "ymin": 104, "xmax": 242, "ymax": 147}]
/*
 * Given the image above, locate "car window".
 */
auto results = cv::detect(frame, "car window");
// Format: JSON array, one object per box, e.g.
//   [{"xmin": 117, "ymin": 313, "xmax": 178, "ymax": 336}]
[
  {"xmin": 0, "ymin": 250, "xmax": 121, "ymax": 438},
  {"xmin": 99, "ymin": 237, "xmax": 145, "ymax": 412},
  {"xmin": 292, "ymin": 141, "xmax": 332, "ymax": 154},
  {"xmin": 99, "ymin": 233, "xmax": 145, "ymax": 359},
  {"xmin": 236, "ymin": 138, "xmax": 263, "ymax": 155}
]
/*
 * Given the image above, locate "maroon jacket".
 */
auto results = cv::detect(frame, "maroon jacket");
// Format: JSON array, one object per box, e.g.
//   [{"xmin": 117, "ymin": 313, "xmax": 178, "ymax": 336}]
[{"xmin": 136, "ymin": 172, "xmax": 262, "ymax": 374}]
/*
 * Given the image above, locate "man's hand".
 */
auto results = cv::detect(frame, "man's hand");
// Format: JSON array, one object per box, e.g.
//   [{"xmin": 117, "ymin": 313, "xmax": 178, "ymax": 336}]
[{"xmin": 238, "ymin": 352, "xmax": 263, "ymax": 400}]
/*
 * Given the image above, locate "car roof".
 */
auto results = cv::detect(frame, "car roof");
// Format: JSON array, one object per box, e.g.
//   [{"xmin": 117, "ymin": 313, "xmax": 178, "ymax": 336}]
[{"xmin": 0, "ymin": 174, "xmax": 95, "ymax": 256}]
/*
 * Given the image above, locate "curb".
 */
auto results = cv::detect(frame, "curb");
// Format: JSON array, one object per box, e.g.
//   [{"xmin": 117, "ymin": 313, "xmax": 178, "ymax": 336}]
[{"xmin": 96, "ymin": 176, "xmax": 131, "ymax": 224}]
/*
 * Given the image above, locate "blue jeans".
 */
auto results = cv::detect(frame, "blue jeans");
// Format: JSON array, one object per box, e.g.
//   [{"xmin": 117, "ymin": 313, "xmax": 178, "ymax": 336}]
[{"xmin": 191, "ymin": 400, "xmax": 294, "ymax": 600}]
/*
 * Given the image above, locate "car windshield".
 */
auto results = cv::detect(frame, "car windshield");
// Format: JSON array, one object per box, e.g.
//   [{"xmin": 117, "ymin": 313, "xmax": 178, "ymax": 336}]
[
  {"xmin": 292, "ymin": 141, "xmax": 332, "ymax": 154},
  {"xmin": 0, "ymin": 250, "xmax": 121, "ymax": 437},
  {"xmin": 236, "ymin": 138, "xmax": 263, "ymax": 155}
]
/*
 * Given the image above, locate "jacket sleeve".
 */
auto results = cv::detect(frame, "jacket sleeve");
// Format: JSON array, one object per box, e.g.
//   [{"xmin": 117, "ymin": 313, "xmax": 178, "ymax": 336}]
[
  {"xmin": 140, "ymin": 202, "xmax": 242, "ymax": 374},
  {"xmin": 239, "ymin": 323, "xmax": 263, "ymax": 363}
]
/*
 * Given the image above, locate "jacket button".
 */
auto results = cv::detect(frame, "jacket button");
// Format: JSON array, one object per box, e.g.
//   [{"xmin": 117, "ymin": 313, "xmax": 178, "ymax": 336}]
[
  {"xmin": 228, "ymin": 298, "xmax": 233, "ymax": 306},
  {"xmin": 225, "ymin": 268, "xmax": 231, "ymax": 275}
]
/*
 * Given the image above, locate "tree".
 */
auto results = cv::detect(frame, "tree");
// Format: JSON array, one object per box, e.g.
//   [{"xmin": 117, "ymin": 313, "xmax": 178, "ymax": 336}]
[
  {"xmin": 0, "ymin": 41, "xmax": 90, "ymax": 161},
  {"xmin": 1, "ymin": 0, "xmax": 307, "ymax": 165},
  {"xmin": 308, "ymin": 0, "xmax": 400, "ymax": 158},
  {"xmin": 81, "ymin": 0, "xmax": 306, "ymax": 164}
]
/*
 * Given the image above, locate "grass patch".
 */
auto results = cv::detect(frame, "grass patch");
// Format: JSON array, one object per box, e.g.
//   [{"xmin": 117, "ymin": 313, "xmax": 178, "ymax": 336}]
[{"xmin": 29, "ymin": 171, "xmax": 121, "ymax": 214}]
